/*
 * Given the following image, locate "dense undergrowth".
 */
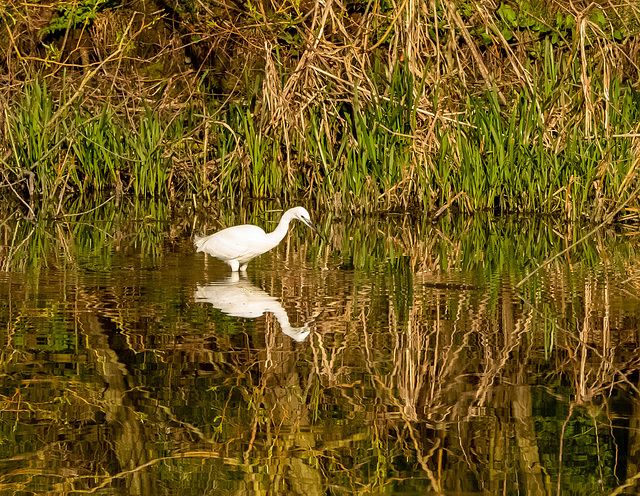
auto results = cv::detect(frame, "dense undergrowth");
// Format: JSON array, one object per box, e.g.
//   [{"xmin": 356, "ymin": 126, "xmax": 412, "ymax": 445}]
[{"xmin": 0, "ymin": 0, "xmax": 639, "ymax": 219}]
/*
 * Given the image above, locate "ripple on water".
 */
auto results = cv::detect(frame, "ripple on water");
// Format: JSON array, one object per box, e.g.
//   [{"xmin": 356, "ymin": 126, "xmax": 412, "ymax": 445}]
[{"xmin": 0, "ymin": 214, "xmax": 639, "ymax": 494}]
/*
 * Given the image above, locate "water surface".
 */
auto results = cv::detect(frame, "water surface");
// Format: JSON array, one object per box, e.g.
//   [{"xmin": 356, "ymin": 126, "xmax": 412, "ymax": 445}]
[{"xmin": 0, "ymin": 201, "xmax": 639, "ymax": 495}]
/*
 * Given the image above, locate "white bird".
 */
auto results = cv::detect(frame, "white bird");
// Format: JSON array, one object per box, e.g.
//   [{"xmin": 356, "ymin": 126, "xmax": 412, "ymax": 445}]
[{"xmin": 194, "ymin": 206, "xmax": 318, "ymax": 272}]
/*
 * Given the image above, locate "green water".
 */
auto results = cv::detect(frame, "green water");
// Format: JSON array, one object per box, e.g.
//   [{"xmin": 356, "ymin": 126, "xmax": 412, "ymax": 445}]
[{"xmin": 0, "ymin": 199, "xmax": 639, "ymax": 495}]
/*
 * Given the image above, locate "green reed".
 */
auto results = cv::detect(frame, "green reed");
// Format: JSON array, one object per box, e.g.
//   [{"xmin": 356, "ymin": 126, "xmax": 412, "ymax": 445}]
[
  {"xmin": 3, "ymin": 81, "xmax": 176, "ymax": 201},
  {"xmin": 129, "ymin": 106, "xmax": 171, "ymax": 197},
  {"xmin": 3, "ymin": 55, "xmax": 639, "ymax": 218},
  {"xmin": 430, "ymin": 81, "xmax": 640, "ymax": 218},
  {"xmin": 302, "ymin": 67, "xmax": 419, "ymax": 212},
  {"xmin": 5, "ymin": 80, "xmax": 60, "ymax": 199},
  {"xmin": 69, "ymin": 103, "xmax": 122, "ymax": 192},
  {"xmin": 242, "ymin": 107, "xmax": 283, "ymax": 198}
]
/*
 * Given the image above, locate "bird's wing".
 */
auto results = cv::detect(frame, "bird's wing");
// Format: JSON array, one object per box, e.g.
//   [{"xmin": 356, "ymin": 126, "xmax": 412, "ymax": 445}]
[{"xmin": 197, "ymin": 225, "xmax": 266, "ymax": 260}]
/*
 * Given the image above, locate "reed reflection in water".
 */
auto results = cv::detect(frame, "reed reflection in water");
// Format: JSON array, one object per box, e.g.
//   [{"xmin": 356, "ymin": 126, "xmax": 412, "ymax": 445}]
[{"xmin": 0, "ymin": 200, "xmax": 639, "ymax": 495}]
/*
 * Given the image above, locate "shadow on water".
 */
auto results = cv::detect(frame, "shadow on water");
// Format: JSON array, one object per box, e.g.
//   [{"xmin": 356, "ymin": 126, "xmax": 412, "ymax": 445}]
[{"xmin": 0, "ymin": 197, "xmax": 640, "ymax": 494}]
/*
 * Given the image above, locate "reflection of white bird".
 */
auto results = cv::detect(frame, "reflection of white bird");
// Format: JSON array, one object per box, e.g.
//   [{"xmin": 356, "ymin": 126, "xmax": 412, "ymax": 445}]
[
  {"xmin": 194, "ymin": 273, "xmax": 312, "ymax": 342},
  {"xmin": 194, "ymin": 207, "xmax": 318, "ymax": 272}
]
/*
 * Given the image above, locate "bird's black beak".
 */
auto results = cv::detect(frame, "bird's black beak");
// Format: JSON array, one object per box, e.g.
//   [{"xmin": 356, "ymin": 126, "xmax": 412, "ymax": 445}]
[{"xmin": 305, "ymin": 219, "xmax": 326, "ymax": 243}]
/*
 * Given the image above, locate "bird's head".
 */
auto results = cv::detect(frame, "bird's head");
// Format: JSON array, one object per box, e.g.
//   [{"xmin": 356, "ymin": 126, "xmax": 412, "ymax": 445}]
[{"xmin": 291, "ymin": 206, "xmax": 319, "ymax": 233}]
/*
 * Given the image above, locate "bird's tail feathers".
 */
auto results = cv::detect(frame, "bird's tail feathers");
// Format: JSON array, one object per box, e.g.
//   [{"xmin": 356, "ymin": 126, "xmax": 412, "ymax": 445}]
[{"xmin": 193, "ymin": 234, "xmax": 207, "ymax": 252}]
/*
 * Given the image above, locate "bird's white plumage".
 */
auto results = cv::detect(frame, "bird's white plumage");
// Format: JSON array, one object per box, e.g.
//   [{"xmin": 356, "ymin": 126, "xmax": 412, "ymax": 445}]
[{"xmin": 194, "ymin": 206, "xmax": 317, "ymax": 271}]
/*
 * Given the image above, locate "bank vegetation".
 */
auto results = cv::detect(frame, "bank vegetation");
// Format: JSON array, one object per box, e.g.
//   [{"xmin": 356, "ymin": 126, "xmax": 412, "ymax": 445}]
[{"xmin": 1, "ymin": 0, "xmax": 639, "ymax": 218}]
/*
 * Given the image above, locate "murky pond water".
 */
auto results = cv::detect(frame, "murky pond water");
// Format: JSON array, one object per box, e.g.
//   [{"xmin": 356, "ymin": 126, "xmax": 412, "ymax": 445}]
[{"xmin": 1, "ymin": 200, "xmax": 640, "ymax": 495}]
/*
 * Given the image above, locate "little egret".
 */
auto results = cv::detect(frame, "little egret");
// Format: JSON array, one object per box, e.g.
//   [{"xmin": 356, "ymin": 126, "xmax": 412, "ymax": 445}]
[{"xmin": 194, "ymin": 206, "xmax": 318, "ymax": 271}]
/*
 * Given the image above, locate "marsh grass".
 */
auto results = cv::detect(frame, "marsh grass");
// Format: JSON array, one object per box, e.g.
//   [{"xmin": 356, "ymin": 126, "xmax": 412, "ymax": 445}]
[
  {"xmin": 3, "ymin": 70, "xmax": 638, "ymax": 221},
  {"xmin": 1, "ymin": 0, "xmax": 639, "ymax": 219},
  {"xmin": 3, "ymin": 82, "xmax": 178, "ymax": 205}
]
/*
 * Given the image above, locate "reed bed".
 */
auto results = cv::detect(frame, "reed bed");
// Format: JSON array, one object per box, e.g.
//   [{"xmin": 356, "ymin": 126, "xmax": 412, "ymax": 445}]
[{"xmin": 0, "ymin": 1, "xmax": 639, "ymax": 219}]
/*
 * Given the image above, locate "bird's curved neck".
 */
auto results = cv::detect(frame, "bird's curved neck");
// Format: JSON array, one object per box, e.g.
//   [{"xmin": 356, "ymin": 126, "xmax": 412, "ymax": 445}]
[{"xmin": 265, "ymin": 213, "xmax": 293, "ymax": 247}]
